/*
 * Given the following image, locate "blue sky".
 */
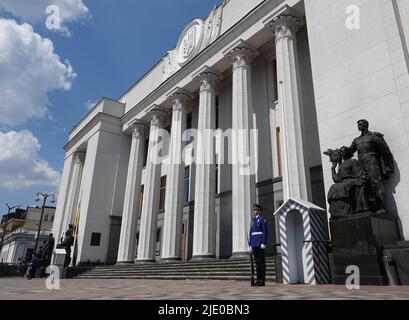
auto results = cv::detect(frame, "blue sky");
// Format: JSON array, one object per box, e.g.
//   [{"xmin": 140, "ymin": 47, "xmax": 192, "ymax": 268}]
[{"xmin": 0, "ymin": 0, "xmax": 221, "ymax": 214}]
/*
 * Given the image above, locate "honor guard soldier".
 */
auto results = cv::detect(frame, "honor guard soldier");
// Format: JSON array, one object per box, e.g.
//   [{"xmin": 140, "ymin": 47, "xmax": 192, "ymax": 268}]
[{"xmin": 248, "ymin": 204, "xmax": 268, "ymax": 286}]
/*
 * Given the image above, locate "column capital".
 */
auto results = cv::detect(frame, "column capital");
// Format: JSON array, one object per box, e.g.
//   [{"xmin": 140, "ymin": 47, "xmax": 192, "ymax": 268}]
[
  {"xmin": 148, "ymin": 107, "xmax": 168, "ymax": 128},
  {"xmin": 224, "ymin": 39, "xmax": 257, "ymax": 69},
  {"xmin": 130, "ymin": 120, "xmax": 149, "ymax": 139},
  {"xmin": 169, "ymin": 88, "xmax": 193, "ymax": 112},
  {"xmin": 73, "ymin": 151, "xmax": 85, "ymax": 163},
  {"xmin": 194, "ymin": 67, "xmax": 220, "ymax": 93},
  {"xmin": 228, "ymin": 46, "xmax": 255, "ymax": 69},
  {"xmin": 268, "ymin": 15, "xmax": 304, "ymax": 41}
]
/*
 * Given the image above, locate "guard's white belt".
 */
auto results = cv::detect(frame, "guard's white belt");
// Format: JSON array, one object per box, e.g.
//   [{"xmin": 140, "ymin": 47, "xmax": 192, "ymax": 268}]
[{"xmin": 251, "ymin": 232, "xmax": 263, "ymax": 235}]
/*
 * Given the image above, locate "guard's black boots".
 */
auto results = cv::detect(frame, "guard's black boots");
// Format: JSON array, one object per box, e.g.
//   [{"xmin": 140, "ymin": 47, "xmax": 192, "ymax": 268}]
[{"xmin": 255, "ymin": 280, "xmax": 265, "ymax": 286}]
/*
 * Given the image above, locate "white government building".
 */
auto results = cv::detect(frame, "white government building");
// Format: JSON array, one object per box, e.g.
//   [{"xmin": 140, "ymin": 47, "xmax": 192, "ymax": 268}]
[{"xmin": 52, "ymin": 0, "xmax": 409, "ymax": 265}]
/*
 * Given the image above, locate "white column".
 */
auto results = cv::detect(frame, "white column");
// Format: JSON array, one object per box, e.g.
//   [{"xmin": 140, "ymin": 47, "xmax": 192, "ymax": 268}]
[
  {"xmin": 136, "ymin": 108, "xmax": 167, "ymax": 262},
  {"xmin": 161, "ymin": 91, "xmax": 190, "ymax": 261},
  {"xmin": 62, "ymin": 151, "xmax": 85, "ymax": 238},
  {"xmin": 270, "ymin": 15, "xmax": 308, "ymax": 201},
  {"xmin": 52, "ymin": 154, "xmax": 73, "ymax": 246},
  {"xmin": 117, "ymin": 121, "xmax": 148, "ymax": 263},
  {"xmin": 228, "ymin": 44, "xmax": 257, "ymax": 256},
  {"xmin": 192, "ymin": 70, "xmax": 219, "ymax": 260}
]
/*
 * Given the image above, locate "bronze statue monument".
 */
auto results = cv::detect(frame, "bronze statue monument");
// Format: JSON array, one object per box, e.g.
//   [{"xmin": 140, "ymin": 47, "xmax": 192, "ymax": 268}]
[
  {"xmin": 324, "ymin": 119, "xmax": 394, "ymax": 218},
  {"xmin": 325, "ymin": 119, "xmax": 401, "ymax": 285}
]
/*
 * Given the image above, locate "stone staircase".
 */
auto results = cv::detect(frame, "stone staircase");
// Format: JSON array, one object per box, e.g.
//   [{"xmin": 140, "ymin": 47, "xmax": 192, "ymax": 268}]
[{"xmin": 74, "ymin": 257, "xmax": 276, "ymax": 281}]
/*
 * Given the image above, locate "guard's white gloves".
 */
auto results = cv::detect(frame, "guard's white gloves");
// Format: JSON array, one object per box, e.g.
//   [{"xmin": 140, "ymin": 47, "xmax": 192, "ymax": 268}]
[
  {"xmin": 248, "ymin": 246, "xmax": 253, "ymax": 253},
  {"xmin": 260, "ymin": 244, "xmax": 266, "ymax": 249}
]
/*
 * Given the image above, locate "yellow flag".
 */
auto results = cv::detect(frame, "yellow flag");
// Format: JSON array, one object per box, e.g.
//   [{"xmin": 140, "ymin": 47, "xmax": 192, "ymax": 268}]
[{"xmin": 73, "ymin": 198, "xmax": 81, "ymax": 239}]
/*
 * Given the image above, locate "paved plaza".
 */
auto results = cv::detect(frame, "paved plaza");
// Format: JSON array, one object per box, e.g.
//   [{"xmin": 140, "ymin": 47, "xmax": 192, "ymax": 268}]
[{"xmin": 0, "ymin": 278, "xmax": 408, "ymax": 300}]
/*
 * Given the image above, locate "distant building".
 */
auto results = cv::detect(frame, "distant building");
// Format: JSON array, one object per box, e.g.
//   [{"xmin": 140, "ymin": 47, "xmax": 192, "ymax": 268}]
[{"xmin": 0, "ymin": 206, "xmax": 55, "ymax": 263}]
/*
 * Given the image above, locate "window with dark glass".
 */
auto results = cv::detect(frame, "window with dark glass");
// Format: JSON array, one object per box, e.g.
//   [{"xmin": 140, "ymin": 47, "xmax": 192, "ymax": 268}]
[
  {"xmin": 215, "ymin": 95, "xmax": 220, "ymax": 129},
  {"xmin": 139, "ymin": 185, "xmax": 144, "ymax": 217},
  {"xmin": 273, "ymin": 59, "xmax": 278, "ymax": 101},
  {"xmin": 215, "ymin": 164, "xmax": 219, "ymax": 195},
  {"xmin": 276, "ymin": 127, "xmax": 282, "ymax": 177},
  {"xmin": 90, "ymin": 232, "xmax": 101, "ymax": 246},
  {"xmin": 143, "ymin": 140, "xmax": 149, "ymax": 167},
  {"xmin": 159, "ymin": 176, "xmax": 166, "ymax": 211},
  {"xmin": 186, "ymin": 112, "xmax": 193, "ymax": 145},
  {"xmin": 183, "ymin": 166, "xmax": 190, "ymax": 205}
]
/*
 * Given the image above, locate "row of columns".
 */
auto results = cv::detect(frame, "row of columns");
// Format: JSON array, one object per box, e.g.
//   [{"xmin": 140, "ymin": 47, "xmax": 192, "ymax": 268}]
[
  {"xmin": 60, "ymin": 151, "xmax": 85, "ymax": 242},
  {"xmin": 116, "ymin": 13, "xmax": 308, "ymax": 263}
]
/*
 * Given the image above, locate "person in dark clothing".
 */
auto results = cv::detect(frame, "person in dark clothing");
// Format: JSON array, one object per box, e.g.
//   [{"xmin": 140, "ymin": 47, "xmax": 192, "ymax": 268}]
[
  {"xmin": 26, "ymin": 254, "xmax": 38, "ymax": 280},
  {"xmin": 248, "ymin": 204, "xmax": 268, "ymax": 286}
]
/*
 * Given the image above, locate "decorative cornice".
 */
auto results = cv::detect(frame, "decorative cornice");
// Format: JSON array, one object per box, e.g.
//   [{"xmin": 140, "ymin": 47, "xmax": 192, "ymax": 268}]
[{"xmin": 64, "ymin": 113, "xmax": 122, "ymax": 153}]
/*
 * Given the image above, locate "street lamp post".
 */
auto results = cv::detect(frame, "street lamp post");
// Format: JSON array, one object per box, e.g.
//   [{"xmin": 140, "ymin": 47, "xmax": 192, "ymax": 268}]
[
  {"xmin": 33, "ymin": 193, "xmax": 55, "ymax": 255},
  {"xmin": 0, "ymin": 203, "xmax": 21, "ymax": 260}
]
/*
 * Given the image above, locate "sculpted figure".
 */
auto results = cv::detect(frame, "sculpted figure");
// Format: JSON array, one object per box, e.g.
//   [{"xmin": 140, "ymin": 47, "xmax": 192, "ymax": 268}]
[
  {"xmin": 325, "ymin": 147, "xmax": 370, "ymax": 218},
  {"xmin": 350, "ymin": 119, "xmax": 394, "ymax": 214}
]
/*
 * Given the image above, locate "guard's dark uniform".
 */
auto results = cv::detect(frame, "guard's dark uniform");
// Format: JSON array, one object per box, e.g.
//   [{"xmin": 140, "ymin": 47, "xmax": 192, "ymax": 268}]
[{"xmin": 248, "ymin": 211, "xmax": 268, "ymax": 286}]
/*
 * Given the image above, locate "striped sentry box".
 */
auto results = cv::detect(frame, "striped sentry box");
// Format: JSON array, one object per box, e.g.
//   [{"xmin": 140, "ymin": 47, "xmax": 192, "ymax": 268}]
[{"xmin": 274, "ymin": 198, "xmax": 331, "ymax": 285}]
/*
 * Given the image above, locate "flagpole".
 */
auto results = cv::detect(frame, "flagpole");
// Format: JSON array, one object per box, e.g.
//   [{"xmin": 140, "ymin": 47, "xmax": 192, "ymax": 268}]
[{"xmin": 72, "ymin": 191, "xmax": 83, "ymax": 267}]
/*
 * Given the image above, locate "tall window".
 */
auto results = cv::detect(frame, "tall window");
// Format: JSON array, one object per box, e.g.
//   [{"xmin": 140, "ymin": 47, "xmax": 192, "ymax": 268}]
[
  {"xmin": 215, "ymin": 95, "xmax": 220, "ymax": 129},
  {"xmin": 139, "ymin": 185, "xmax": 144, "ymax": 217},
  {"xmin": 215, "ymin": 164, "xmax": 219, "ymax": 195},
  {"xmin": 159, "ymin": 176, "xmax": 167, "ymax": 211},
  {"xmin": 273, "ymin": 59, "xmax": 278, "ymax": 101},
  {"xmin": 186, "ymin": 112, "xmax": 193, "ymax": 145},
  {"xmin": 276, "ymin": 127, "xmax": 282, "ymax": 177},
  {"xmin": 143, "ymin": 140, "xmax": 149, "ymax": 167},
  {"xmin": 183, "ymin": 166, "xmax": 190, "ymax": 205}
]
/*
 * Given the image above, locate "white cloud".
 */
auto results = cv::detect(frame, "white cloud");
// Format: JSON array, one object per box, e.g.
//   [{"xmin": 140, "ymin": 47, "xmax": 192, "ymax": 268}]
[
  {"xmin": 0, "ymin": 130, "xmax": 61, "ymax": 190},
  {"xmin": 0, "ymin": 19, "xmax": 76, "ymax": 126},
  {"xmin": 0, "ymin": 0, "xmax": 89, "ymax": 36}
]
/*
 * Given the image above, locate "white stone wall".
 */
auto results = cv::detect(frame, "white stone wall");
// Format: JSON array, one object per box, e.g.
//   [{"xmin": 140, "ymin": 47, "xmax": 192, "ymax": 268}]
[
  {"xmin": 77, "ymin": 127, "xmax": 124, "ymax": 263},
  {"xmin": 109, "ymin": 134, "xmax": 131, "ymax": 217},
  {"xmin": 305, "ymin": 0, "xmax": 409, "ymax": 239}
]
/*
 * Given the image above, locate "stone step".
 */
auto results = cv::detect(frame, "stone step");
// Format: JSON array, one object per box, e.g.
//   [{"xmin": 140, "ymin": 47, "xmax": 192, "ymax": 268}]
[
  {"xmin": 77, "ymin": 274, "xmax": 276, "ymax": 281},
  {"xmin": 90, "ymin": 259, "xmax": 275, "ymax": 271},
  {"xmin": 74, "ymin": 257, "xmax": 277, "ymax": 280},
  {"xmin": 82, "ymin": 270, "xmax": 275, "ymax": 276},
  {"xmin": 88, "ymin": 263, "xmax": 275, "ymax": 272},
  {"xmin": 84, "ymin": 266, "xmax": 275, "ymax": 274}
]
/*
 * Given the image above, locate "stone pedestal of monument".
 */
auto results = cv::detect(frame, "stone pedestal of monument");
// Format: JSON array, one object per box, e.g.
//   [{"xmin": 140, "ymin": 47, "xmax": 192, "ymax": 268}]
[
  {"xmin": 51, "ymin": 248, "xmax": 67, "ymax": 279},
  {"xmin": 329, "ymin": 212, "xmax": 400, "ymax": 285}
]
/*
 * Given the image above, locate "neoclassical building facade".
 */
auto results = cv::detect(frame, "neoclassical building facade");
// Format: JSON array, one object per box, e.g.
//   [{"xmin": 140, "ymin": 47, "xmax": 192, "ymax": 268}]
[{"xmin": 52, "ymin": 0, "xmax": 409, "ymax": 265}]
